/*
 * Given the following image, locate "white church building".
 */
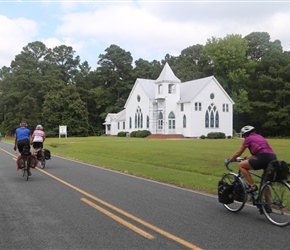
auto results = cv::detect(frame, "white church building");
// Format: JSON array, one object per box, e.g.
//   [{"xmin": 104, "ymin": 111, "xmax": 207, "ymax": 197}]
[{"xmin": 104, "ymin": 63, "xmax": 234, "ymax": 138}]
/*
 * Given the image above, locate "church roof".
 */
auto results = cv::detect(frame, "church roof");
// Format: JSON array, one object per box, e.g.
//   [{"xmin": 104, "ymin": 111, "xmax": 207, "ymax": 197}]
[
  {"xmin": 103, "ymin": 109, "xmax": 126, "ymax": 124},
  {"xmin": 179, "ymin": 76, "xmax": 234, "ymax": 104},
  {"xmin": 179, "ymin": 76, "xmax": 213, "ymax": 103},
  {"xmin": 139, "ymin": 79, "xmax": 155, "ymax": 99},
  {"xmin": 125, "ymin": 63, "xmax": 234, "ymax": 107},
  {"xmin": 155, "ymin": 62, "xmax": 181, "ymax": 84}
]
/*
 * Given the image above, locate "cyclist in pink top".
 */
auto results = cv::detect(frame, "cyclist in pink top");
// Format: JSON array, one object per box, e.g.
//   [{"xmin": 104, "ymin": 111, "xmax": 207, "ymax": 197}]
[
  {"xmin": 227, "ymin": 125, "xmax": 277, "ymax": 193},
  {"xmin": 31, "ymin": 125, "xmax": 46, "ymax": 157}
]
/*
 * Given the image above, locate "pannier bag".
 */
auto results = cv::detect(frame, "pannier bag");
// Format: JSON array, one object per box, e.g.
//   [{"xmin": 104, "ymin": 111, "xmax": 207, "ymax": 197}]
[
  {"xmin": 29, "ymin": 155, "xmax": 38, "ymax": 168},
  {"xmin": 218, "ymin": 180, "xmax": 234, "ymax": 204},
  {"xmin": 21, "ymin": 148, "xmax": 31, "ymax": 157},
  {"xmin": 43, "ymin": 149, "xmax": 51, "ymax": 160},
  {"xmin": 265, "ymin": 160, "xmax": 289, "ymax": 182},
  {"xmin": 233, "ymin": 181, "xmax": 245, "ymax": 202},
  {"xmin": 37, "ymin": 150, "xmax": 42, "ymax": 160},
  {"xmin": 17, "ymin": 156, "xmax": 25, "ymax": 169}
]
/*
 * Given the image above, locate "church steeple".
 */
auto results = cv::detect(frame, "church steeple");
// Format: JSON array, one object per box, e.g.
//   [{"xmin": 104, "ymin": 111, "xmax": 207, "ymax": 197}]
[
  {"xmin": 155, "ymin": 62, "xmax": 181, "ymax": 83},
  {"xmin": 154, "ymin": 63, "xmax": 181, "ymax": 100}
]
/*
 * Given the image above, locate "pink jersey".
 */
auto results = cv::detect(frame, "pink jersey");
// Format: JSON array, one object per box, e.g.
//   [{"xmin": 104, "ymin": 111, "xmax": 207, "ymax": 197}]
[
  {"xmin": 32, "ymin": 129, "xmax": 46, "ymax": 142},
  {"xmin": 242, "ymin": 133, "xmax": 275, "ymax": 156}
]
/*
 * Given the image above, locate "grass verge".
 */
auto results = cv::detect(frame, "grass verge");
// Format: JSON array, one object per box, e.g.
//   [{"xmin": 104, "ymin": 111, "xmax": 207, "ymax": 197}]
[{"xmin": 3, "ymin": 136, "xmax": 290, "ymax": 194}]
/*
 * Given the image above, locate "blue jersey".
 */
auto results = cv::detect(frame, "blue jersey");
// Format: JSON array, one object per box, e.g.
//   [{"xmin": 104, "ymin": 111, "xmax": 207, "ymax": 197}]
[{"xmin": 15, "ymin": 127, "xmax": 30, "ymax": 141}]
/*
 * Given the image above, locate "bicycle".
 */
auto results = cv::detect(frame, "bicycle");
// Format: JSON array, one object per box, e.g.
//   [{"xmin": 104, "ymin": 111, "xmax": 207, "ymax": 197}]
[
  {"xmin": 219, "ymin": 157, "xmax": 290, "ymax": 227},
  {"xmin": 19, "ymin": 146, "xmax": 32, "ymax": 181},
  {"xmin": 34, "ymin": 147, "xmax": 45, "ymax": 169}
]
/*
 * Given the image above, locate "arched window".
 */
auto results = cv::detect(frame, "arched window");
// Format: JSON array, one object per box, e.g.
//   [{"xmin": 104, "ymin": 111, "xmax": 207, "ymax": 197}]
[
  {"xmin": 146, "ymin": 115, "xmax": 149, "ymax": 129},
  {"xmin": 205, "ymin": 111, "xmax": 209, "ymax": 128},
  {"xmin": 158, "ymin": 84, "xmax": 162, "ymax": 95},
  {"xmin": 129, "ymin": 117, "xmax": 132, "ymax": 129},
  {"xmin": 168, "ymin": 111, "xmax": 175, "ymax": 129},
  {"xmin": 135, "ymin": 106, "xmax": 143, "ymax": 129},
  {"xmin": 158, "ymin": 112, "xmax": 163, "ymax": 129},
  {"xmin": 205, "ymin": 103, "xmax": 219, "ymax": 128},
  {"xmin": 183, "ymin": 114, "xmax": 186, "ymax": 128},
  {"xmin": 215, "ymin": 111, "xmax": 219, "ymax": 128},
  {"xmin": 168, "ymin": 84, "xmax": 176, "ymax": 94}
]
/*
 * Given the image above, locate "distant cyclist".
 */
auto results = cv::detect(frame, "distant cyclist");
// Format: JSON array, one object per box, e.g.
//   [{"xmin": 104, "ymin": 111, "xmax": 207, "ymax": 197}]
[
  {"xmin": 14, "ymin": 121, "xmax": 31, "ymax": 153},
  {"xmin": 14, "ymin": 122, "xmax": 31, "ymax": 175},
  {"xmin": 31, "ymin": 124, "xmax": 46, "ymax": 157},
  {"xmin": 226, "ymin": 125, "xmax": 277, "ymax": 193}
]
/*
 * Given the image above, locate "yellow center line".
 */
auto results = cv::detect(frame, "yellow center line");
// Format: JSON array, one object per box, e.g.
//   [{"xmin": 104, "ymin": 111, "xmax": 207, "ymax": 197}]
[
  {"xmin": 0, "ymin": 148, "xmax": 18, "ymax": 158},
  {"xmin": 36, "ymin": 168, "xmax": 202, "ymax": 250},
  {"xmin": 81, "ymin": 198, "xmax": 154, "ymax": 239},
  {"xmin": 0, "ymin": 147, "xmax": 202, "ymax": 250}
]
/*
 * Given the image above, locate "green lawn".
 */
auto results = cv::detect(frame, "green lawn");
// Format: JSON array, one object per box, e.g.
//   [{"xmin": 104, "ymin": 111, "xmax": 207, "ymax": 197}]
[{"xmin": 4, "ymin": 136, "xmax": 290, "ymax": 194}]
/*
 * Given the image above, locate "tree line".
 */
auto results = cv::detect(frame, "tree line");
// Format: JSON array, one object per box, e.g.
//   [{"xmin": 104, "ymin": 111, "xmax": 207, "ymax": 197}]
[{"xmin": 0, "ymin": 31, "xmax": 289, "ymax": 137}]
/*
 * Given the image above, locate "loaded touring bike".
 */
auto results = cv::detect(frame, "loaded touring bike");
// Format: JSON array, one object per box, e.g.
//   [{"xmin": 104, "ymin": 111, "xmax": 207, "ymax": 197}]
[
  {"xmin": 218, "ymin": 157, "xmax": 290, "ymax": 227},
  {"xmin": 16, "ymin": 146, "xmax": 37, "ymax": 181},
  {"xmin": 34, "ymin": 148, "xmax": 45, "ymax": 169}
]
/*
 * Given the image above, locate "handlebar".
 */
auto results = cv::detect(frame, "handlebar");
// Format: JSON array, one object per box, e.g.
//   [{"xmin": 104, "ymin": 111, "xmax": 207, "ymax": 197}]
[{"xmin": 224, "ymin": 157, "xmax": 246, "ymax": 171}]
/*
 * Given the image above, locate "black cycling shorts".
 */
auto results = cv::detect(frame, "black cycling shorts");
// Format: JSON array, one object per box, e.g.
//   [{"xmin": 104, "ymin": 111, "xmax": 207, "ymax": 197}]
[
  {"xmin": 249, "ymin": 153, "xmax": 277, "ymax": 170},
  {"xmin": 33, "ymin": 142, "xmax": 43, "ymax": 149},
  {"xmin": 17, "ymin": 139, "xmax": 30, "ymax": 153}
]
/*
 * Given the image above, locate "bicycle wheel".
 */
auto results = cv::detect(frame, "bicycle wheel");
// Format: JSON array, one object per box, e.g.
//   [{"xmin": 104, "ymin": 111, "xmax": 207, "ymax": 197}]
[
  {"xmin": 41, "ymin": 158, "xmax": 45, "ymax": 169},
  {"xmin": 23, "ymin": 161, "xmax": 29, "ymax": 181},
  {"xmin": 260, "ymin": 181, "xmax": 290, "ymax": 227},
  {"xmin": 220, "ymin": 173, "xmax": 247, "ymax": 212}
]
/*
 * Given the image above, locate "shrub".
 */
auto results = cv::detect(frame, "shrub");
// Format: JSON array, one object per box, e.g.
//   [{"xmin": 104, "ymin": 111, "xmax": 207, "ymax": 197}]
[
  {"xmin": 200, "ymin": 135, "xmax": 206, "ymax": 139},
  {"xmin": 118, "ymin": 132, "xmax": 128, "ymax": 137},
  {"xmin": 227, "ymin": 135, "xmax": 232, "ymax": 139},
  {"xmin": 130, "ymin": 130, "xmax": 151, "ymax": 138},
  {"xmin": 207, "ymin": 132, "xmax": 226, "ymax": 139},
  {"xmin": 130, "ymin": 131, "xmax": 137, "ymax": 137}
]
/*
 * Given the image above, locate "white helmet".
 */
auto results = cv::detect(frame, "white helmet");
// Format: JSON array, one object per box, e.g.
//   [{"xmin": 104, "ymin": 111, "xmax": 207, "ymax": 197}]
[
  {"xmin": 240, "ymin": 125, "xmax": 255, "ymax": 137},
  {"xmin": 36, "ymin": 124, "xmax": 43, "ymax": 130},
  {"xmin": 20, "ymin": 121, "xmax": 27, "ymax": 127}
]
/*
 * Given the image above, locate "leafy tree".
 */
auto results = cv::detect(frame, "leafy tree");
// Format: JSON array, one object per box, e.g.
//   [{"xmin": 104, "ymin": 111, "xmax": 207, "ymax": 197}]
[
  {"xmin": 96, "ymin": 44, "xmax": 134, "ymax": 111},
  {"xmin": 43, "ymin": 84, "xmax": 88, "ymax": 137},
  {"xmin": 173, "ymin": 44, "xmax": 207, "ymax": 81},
  {"xmin": 203, "ymin": 34, "xmax": 253, "ymax": 96},
  {"xmin": 45, "ymin": 45, "xmax": 80, "ymax": 84},
  {"xmin": 244, "ymin": 32, "xmax": 271, "ymax": 62},
  {"xmin": 132, "ymin": 59, "xmax": 162, "ymax": 80}
]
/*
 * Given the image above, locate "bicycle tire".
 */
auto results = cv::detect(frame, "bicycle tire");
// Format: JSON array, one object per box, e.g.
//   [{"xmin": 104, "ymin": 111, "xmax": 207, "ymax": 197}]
[
  {"xmin": 220, "ymin": 173, "xmax": 247, "ymax": 212},
  {"xmin": 259, "ymin": 181, "xmax": 290, "ymax": 227},
  {"xmin": 41, "ymin": 158, "xmax": 45, "ymax": 169},
  {"xmin": 23, "ymin": 160, "xmax": 29, "ymax": 181}
]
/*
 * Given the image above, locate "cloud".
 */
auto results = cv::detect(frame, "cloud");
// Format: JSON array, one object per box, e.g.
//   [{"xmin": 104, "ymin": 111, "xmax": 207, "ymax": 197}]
[
  {"xmin": 54, "ymin": 2, "xmax": 290, "ymax": 65},
  {"xmin": 41, "ymin": 37, "xmax": 86, "ymax": 53},
  {"xmin": 0, "ymin": 15, "xmax": 38, "ymax": 67},
  {"xmin": 0, "ymin": 1, "xmax": 290, "ymax": 69}
]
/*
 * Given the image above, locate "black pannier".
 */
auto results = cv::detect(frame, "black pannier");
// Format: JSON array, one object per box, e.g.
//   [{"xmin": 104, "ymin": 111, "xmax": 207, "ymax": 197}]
[
  {"xmin": 265, "ymin": 160, "xmax": 289, "ymax": 182},
  {"xmin": 218, "ymin": 180, "xmax": 234, "ymax": 204},
  {"xmin": 37, "ymin": 150, "xmax": 43, "ymax": 160},
  {"xmin": 43, "ymin": 149, "xmax": 51, "ymax": 160},
  {"xmin": 21, "ymin": 146, "xmax": 31, "ymax": 157},
  {"xmin": 233, "ymin": 181, "xmax": 245, "ymax": 202}
]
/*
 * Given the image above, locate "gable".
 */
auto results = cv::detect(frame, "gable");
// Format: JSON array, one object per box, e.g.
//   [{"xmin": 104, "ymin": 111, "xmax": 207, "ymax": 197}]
[
  {"xmin": 178, "ymin": 76, "xmax": 234, "ymax": 104},
  {"xmin": 124, "ymin": 79, "xmax": 155, "ymax": 108}
]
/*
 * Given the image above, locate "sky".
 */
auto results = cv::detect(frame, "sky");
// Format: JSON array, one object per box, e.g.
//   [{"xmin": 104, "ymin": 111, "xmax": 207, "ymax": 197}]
[{"xmin": 0, "ymin": 0, "xmax": 290, "ymax": 70}]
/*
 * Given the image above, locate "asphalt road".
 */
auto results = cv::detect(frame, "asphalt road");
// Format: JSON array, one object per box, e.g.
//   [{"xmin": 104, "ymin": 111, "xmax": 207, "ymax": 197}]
[{"xmin": 0, "ymin": 141, "xmax": 289, "ymax": 249}]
